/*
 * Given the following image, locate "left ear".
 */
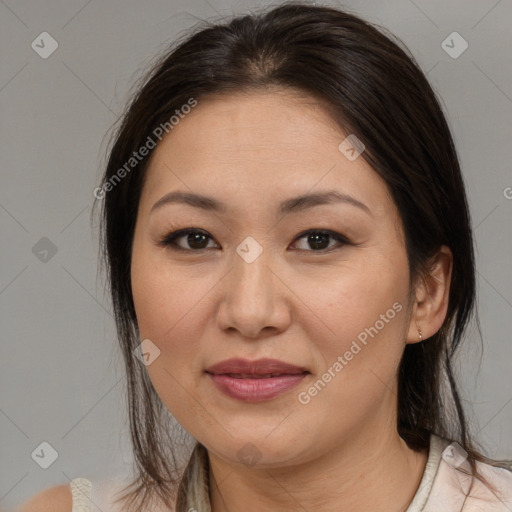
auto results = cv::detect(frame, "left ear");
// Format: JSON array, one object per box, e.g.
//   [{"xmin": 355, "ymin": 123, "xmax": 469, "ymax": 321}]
[{"xmin": 406, "ymin": 245, "xmax": 453, "ymax": 344}]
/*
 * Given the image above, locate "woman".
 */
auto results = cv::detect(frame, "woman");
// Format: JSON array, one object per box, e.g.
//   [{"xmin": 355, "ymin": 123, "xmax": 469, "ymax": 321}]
[{"xmin": 20, "ymin": 2, "xmax": 512, "ymax": 511}]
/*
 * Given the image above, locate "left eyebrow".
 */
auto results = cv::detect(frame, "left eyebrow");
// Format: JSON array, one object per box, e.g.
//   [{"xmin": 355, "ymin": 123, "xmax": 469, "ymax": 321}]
[{"xmin": 278, "ymin": 190, "xmax": 372, "ymax": 216}]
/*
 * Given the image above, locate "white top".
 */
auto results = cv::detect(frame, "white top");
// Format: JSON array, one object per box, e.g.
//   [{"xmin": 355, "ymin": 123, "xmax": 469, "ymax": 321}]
[{"xmin": 69, "ymin": 435, "xmax": 512, "ymax": 511}]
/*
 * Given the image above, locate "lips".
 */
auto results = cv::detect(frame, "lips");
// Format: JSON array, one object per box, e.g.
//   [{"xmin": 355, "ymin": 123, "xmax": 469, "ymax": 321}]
[{"xmin": 205, "ymin": 358, "xmax": 309, "ymax": 402}]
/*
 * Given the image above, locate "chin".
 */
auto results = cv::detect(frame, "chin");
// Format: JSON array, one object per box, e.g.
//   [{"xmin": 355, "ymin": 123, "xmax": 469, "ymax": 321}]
[{"xmin": 200, "ymin": 426, "xmax": 317, "ymax": 469}]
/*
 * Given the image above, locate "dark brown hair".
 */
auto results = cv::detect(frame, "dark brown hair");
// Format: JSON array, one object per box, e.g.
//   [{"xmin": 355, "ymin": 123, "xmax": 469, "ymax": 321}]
[{"xmin": 93, "ymin": 2, "xmax": 511, "ymax": 510}]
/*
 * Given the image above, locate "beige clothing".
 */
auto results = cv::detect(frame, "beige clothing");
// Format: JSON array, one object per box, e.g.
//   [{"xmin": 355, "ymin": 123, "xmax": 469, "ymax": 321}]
[{"xmin": 69, "ymin": 434, "xmax": 512, "ymax": 511}]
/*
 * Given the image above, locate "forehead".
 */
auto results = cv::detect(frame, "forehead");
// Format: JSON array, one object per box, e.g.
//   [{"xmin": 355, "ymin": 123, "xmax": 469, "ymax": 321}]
[{"xmin": 140, "ymin": 90, "xmax": 394, "ymax": 218}]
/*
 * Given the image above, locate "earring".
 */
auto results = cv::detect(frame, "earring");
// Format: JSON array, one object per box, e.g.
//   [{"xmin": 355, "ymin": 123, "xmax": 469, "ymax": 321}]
[{"xmin": 417, "ymin": 324, "xmax": 423, "ymax": 342}]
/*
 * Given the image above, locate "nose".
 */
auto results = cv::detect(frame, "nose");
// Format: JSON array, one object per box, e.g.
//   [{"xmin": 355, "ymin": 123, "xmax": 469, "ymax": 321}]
[{"xmin": 215, "ymin": 249, "xmax": 292, "ymax": 339}]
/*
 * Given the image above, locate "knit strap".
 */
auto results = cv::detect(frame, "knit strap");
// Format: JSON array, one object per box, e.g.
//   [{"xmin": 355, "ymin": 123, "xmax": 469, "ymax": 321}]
[
  {"xmin": 69, "ymin": 478, "xmax": 92, "ymax": 512},
  {"xmin": 176, "ymin": 442, "xmax": 211, "ymax": 512}
]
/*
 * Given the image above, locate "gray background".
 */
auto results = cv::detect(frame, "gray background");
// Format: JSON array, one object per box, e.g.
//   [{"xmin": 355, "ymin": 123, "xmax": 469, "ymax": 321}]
[{"xmin": 1, "ymin": 0, "xmax": 511, "ymax": 509}]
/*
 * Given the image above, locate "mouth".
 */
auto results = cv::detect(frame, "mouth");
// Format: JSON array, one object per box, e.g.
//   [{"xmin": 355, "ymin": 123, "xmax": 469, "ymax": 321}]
[{"xmin": 205, "ymin": 358, "xmax": 310, "ymax": 402}]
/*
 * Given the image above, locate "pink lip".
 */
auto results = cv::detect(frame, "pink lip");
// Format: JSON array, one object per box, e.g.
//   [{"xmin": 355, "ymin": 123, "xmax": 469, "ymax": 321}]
[
  {"xmin": 205, "ymin": 358, "xmax": 309, "ymax": 402},
  {"xmin": 207, "ymin": 373, "xmax": 308, "ymax": 402}
]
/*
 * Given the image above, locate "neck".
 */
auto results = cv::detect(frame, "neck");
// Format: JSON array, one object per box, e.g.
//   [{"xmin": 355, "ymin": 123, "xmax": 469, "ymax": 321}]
[{"xmin": 207, "ymin": 426, "xmax": 428, "ymax": 512}]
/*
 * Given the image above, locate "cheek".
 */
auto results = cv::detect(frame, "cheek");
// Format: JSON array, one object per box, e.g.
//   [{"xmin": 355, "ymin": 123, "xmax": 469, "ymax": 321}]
[
  {"xmin": 298, "ymin": 249, "xmax": 410, "ymax": 377},
  {"xmin": 131, "ymin": 239, "xmax": 197, "ymax": 339},
  {"xmin": 132, "ymin": 267, "xmax": 206, "ymax": 361},
  {"xmin": 130, "ymin": 246, "xmax": 216, "ymax": 386}
]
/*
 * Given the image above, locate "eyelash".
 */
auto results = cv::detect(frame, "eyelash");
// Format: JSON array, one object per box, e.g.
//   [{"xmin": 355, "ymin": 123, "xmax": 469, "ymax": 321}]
[{"xmin": 157, "ymin": 228, "xmax": 351, "ymax": 253}]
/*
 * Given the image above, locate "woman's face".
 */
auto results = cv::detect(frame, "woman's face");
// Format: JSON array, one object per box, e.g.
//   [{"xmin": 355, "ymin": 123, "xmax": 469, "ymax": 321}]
[{"xmin": 131, "ymin": 90, "xmax": 415, "ymax": 468}]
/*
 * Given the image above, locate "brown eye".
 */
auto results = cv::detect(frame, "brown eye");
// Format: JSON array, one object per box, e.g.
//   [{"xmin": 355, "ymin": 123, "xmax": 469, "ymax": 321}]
[
  {"xmin": 159, "ymin": 229, "xmax": 217, "ymax": 251},
  {"xmin": 292, "ymin": 230, "xmax": 350, "ymax": 252}
]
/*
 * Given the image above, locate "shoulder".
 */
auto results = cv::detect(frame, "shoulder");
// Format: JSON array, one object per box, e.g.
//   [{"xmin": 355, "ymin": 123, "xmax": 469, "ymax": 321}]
[
  {"xmin": 422, "ymin": 436, "xmax": 512, "ymax": 511},
  {"xmin": 471, "ymin": 460, "xmax": 512, "ymax": 500},
  {"xmin": 18, "ymin": 483, "xmax": 72, "ymax": 512},
  {"xmin": 428, "ymin": 456, "xmax": 512, "ymax": 511}
]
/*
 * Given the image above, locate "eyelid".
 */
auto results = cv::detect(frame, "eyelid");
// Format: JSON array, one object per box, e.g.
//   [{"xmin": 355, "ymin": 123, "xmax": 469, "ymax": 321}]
[{"xmin": 157, "ymin": 227, "xmax": 351, "ymax": 253}]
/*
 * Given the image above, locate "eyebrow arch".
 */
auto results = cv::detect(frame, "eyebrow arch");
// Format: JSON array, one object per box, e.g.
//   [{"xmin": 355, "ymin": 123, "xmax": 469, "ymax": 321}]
[{"xmin": 150, "ymin": 190, "xmax": 372, "ymax": 217}]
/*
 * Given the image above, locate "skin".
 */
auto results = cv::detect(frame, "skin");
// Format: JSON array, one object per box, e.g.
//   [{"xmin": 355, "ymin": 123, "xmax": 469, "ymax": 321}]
[{"xmin": 130, "ymin": 89, "xmax": 453, "ymax": 512}]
